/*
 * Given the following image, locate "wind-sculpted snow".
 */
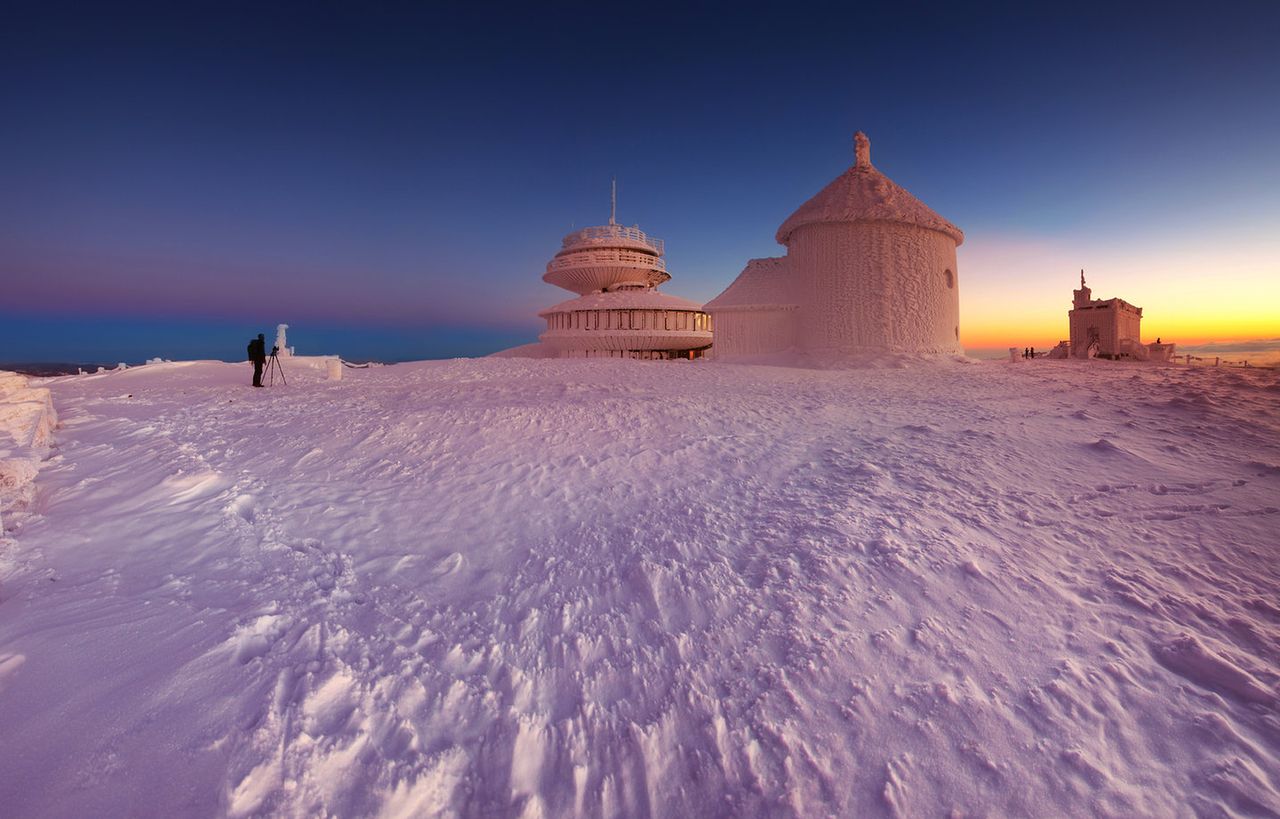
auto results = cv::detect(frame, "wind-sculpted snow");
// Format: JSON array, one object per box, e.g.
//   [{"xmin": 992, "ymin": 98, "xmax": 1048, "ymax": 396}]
[{"xmin": 0, "ymin": 358, "xmax": 1277, "ymax": 816}]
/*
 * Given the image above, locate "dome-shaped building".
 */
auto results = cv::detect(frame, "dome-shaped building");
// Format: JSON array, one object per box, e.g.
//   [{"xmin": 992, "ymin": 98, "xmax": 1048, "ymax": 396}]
[
  {"xmin": 707, "ymin": 132, "xmax": 963, "ymax": 358},
  {"xmin": 538, "ymin": 193, "xmax": 712, "ymax": 360}
]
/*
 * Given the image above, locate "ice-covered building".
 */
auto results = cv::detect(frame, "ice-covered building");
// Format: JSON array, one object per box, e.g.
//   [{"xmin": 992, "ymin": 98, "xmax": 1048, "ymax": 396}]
[
  {"xmin": 1046, "ymin": 271, "xmax": 1144, "ymax": 360},
  {"xmin": 707, "ymin": 132, "xmax": 963, "ymax": 359},
  {"xmin": 1046, "ymin": 271, "xmax": 1176, "ymax": 361},
  {"xmin": 537, "ymin": 192, "xmax": 712, "ymax": 360}
]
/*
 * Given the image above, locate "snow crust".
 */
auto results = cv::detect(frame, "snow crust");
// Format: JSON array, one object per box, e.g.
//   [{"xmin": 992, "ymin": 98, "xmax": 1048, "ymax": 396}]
[{"xmin": 1, "ymin": 357, "xmax": 1278, "ymax": 816}]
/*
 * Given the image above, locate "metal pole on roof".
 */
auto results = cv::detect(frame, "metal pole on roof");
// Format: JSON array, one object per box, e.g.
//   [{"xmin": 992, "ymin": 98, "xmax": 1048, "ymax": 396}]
[{"xmin": 610, "ymin": 177, "xmax": 617, "ymax": 225}]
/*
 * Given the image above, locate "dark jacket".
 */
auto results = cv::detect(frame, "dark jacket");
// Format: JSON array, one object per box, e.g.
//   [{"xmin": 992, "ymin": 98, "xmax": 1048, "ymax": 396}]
[{"xmin": 247, "ymin": 338, "xmax": 267, "ymax": 364}]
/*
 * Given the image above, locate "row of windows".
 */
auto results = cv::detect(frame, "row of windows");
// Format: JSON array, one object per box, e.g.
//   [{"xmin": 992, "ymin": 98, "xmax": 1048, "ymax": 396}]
[
  {"xmin": 547, "ymin": 309, "xmax": 712, "ymax": 332},
  {"xmin": 549, "ymin": 250, "xmax": 665, "ymax": 271},
  {"xmin": 564, "ymin": 348, "xmax": 709, "ymax": 360}
]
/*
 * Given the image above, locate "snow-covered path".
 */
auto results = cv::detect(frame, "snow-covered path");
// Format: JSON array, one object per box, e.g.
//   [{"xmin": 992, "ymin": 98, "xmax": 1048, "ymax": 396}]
[{"xmin": 1, "ymin": 358, "xmax": 1277, "ymax": 817}]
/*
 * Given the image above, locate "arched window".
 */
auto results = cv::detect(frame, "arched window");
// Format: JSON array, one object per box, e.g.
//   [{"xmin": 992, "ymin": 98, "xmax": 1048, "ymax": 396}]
[{"xmin": 944, "ymin": 269, "xmax": 955, "ymax": 289}]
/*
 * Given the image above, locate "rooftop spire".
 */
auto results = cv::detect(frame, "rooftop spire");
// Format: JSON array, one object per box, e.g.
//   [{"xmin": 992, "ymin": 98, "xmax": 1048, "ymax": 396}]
[
  {"xmin": 1080, "ymin": 269, "xmax": 1086, "ymax": 287},
  {"xmin": 609, "ymin": 178, "xmax": 617, "ymax": 226},
  {"xmin": 854, "ymin": 131, "xmax": 871, "ymax": 168}
]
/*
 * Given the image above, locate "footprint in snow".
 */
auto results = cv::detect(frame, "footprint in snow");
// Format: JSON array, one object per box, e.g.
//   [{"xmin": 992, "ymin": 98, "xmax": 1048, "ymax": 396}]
[
  {"xmin": 226, "ymin": 494, "xmax": 256, "ymax": 523},
  {"xmin": 431, "ymin": 552, "xmax": 465, "ymax": 578}
]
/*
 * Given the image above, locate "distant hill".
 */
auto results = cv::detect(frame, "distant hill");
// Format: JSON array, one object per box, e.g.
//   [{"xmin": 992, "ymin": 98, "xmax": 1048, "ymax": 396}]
[{"xmin": 0, "ymin": 362, "xmax": 118, "ymax": 377}]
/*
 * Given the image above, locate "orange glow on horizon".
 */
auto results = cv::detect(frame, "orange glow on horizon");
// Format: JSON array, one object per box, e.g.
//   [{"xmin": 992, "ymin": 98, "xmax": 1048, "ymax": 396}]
[{"xmin": 957, "ymin": 231, "xmax": 1280, "ymax": 351}]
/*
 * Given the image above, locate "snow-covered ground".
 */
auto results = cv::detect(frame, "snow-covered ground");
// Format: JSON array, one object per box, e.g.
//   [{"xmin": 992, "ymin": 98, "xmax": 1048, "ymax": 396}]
[{"xmin": 1, "ymin": 356, "xmax": 1277, "ymax": 817}]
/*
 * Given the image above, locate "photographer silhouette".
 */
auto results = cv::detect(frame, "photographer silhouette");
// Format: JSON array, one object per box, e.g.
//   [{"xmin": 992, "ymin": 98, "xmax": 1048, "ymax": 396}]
[{"xmin": 247, "ymin": 334, "xmax": 267, "ymax": 387}]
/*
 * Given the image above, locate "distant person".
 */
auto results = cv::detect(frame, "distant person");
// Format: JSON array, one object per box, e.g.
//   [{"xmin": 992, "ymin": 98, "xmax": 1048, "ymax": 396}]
[
  {"xmin": 247, "ymin": 333, "xmax": 267, "ymax": 387},
  {"xmin": 1156, "ymin": 337, "xmax": 1161, "ymax": 344},
  {"xmin": 1030, "ymin": 346, "xmax": 1036, "ymax": 359},
  {"xmin": 1023, "ymin": 347, "xmax": 1029, "ymax": 359}
]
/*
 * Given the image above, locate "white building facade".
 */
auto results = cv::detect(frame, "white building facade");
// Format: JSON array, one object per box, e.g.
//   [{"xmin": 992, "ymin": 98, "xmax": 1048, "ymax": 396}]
[{"xmin": 707, "ymin": 132, "xmax": 963, "ymax": 359}]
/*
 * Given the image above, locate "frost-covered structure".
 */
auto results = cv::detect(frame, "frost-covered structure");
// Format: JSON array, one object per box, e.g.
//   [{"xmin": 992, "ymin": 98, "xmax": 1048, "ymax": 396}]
[
  {"xmin": 275, "ymin": 324, "xmax": 291, "ymax": 357},
  {"xmin": 707, "ymin": 132, "xmax": 963, "ymax": 359},
  {"xmin": 1048, "ymin": 271, "xmax": 1173, "ymax": 362},
  {"xmin": 538, "ymin": 191, "xmax": 711, "ymax": 360},
  {"xmin": 1069, "ymin": 271, "xmax": 1142, "ymax": 359},
  {"xmin": 702, "ymin": 257, "xmax": 798, "ymax": 357}
]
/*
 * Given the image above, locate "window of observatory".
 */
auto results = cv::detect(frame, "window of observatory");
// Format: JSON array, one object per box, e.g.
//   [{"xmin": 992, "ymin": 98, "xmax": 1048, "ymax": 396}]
[{"xmin": 944, "ymin": 269, "xmax": 955, "ymax": 289}]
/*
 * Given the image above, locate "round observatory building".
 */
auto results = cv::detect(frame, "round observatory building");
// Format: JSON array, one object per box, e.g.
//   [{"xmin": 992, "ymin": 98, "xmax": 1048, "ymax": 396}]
[
  {"xmin": 538, "ymin": 199, "xmax": 712, "ymax": 360},
  {"xmin": 706, "ymin": 132, "xmax": 964, "ymax": 359}
]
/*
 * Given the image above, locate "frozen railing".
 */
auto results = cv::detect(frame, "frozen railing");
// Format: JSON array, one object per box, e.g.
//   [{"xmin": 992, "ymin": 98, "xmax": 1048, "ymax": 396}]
[
  {"xmin": 561, "ymin": 225, "xmax": 664, "ymax": 255},
  {"xmin": 1179, "ymin": 354, "xmax": 1271, "ymax": 369},
  {"xmin": 547, "ymin": 250, "xmax": 667, "ymax": 273}
]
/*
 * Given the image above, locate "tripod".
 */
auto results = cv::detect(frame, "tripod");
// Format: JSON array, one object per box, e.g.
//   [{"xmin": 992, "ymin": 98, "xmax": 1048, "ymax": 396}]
[{"xmin": 263, "ymin": 348, "xmax": 288, "ymax": 386}]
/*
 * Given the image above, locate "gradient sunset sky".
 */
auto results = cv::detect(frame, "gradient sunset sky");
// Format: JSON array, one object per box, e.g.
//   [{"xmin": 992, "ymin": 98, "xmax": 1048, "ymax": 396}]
[{"xmin": 2, "ymin": 1, "xmax": 1277, "ymax": 361}]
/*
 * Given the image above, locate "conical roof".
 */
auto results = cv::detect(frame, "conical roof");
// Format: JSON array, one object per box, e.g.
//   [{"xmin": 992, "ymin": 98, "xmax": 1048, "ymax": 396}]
[
  {"xmin": 703, "ymin": 257, "xmax": 798, "ymax": 312},
  {"xmin": 775, "ymin": 132, "xmax": 963, "ymax": 246}
]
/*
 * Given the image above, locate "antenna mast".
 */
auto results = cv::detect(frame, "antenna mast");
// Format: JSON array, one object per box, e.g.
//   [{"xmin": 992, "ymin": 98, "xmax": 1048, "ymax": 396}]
[{"xmin": 609, "ymin": 178, "xmax": 617, "ymax": 225}]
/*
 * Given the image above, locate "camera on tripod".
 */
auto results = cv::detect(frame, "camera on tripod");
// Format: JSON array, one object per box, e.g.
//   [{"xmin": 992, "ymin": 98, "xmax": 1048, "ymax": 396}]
[{"xmin": 262, "ymin": 344, "xmax": 287, "ymax": 386}]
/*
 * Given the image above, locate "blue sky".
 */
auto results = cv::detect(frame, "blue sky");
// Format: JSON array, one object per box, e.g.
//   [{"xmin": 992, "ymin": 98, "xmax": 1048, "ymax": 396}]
[{"xmin": 2, "ymin": 1, "xmax": 1278, "ymax": 361}]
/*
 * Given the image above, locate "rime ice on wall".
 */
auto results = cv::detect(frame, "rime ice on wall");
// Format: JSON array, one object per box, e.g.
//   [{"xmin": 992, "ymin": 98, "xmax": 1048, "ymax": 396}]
[
  {"xmin": 791, "ymin": 222, "xmax": 960, "ymax": 354},
  {"xmin": 703, "ymin": 257, "xmax": 799, "ymax": 357},
  {"xmin": 707, "ymin": 132, "xmax": 964, "ymax": 359},
  {"xmin": 541, "ymin": 288, "xmax": 712, "ymax": 358}
]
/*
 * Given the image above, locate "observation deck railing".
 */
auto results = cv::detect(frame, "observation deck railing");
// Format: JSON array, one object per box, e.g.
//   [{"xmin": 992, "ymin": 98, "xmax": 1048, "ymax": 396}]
[
  {"xmin": 560, "ymin": 224, "xmax": 664, "ymax": 255},
  {"xmin": 546, "ymin": 249, "xmax": 667, "ymax": 273}
]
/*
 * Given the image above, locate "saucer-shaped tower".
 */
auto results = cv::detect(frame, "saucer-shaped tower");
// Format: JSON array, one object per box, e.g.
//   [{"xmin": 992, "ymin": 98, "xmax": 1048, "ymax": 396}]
[{"xmin": 538, "ymin": 189, "xmax": 712, "ymax": 359}]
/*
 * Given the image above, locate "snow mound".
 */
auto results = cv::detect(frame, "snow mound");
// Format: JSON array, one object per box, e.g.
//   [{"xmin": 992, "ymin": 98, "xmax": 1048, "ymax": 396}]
[{"xmin": 0, "ymin": 371, "xmax": 58, "ymax": 535}]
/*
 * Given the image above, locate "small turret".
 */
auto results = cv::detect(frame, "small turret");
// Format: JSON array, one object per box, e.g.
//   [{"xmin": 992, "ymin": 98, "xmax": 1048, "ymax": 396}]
[
  {"xmin": 1073, "ymin": 269, "xmax": 1092, "ymax": 308},
  {"xmin": 854, "ymin": 131, "xmax": 871, "ymax": 169}
]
